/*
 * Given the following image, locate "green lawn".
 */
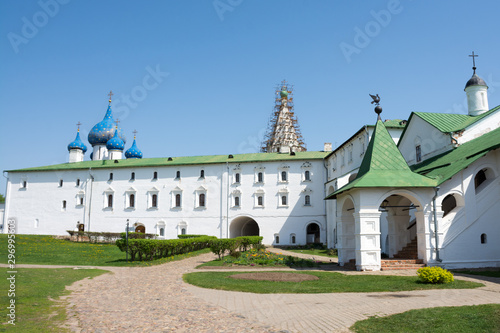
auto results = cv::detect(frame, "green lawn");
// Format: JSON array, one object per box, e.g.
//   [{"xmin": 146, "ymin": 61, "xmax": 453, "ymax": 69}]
[
  {"xmin": 0, "ymin": 235, "xmax": 210, "ymax": 267},
  {"xmin": 286, "ymin": 248, "xmax": 337, "ymax": 258},
  {"xmin": 183, "ymin": 271, "xmax": 482, "ymax": 294},
  {"xmin": 351, "ymin": 304, "xmax": 500, "ymax": 333},
  {"xmin": 0, "ymin": 268, "xmax": 107, "ymax": 332}
]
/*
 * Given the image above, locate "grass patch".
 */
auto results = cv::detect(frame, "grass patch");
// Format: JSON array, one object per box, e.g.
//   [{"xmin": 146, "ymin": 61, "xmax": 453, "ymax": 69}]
[
  {"xmin": 0, "ymin": 235, "xmax": 210, "ymax": 267},
  {"xmin": 183, "ymin": 271, "xmax": 482, "ymax": 294},
  {"xmin": 0, "ymin": 268, "xmax": 107, "ymax": 332},
  {"xmin": 197, "ymin": 249, "xmax": 321, "ymax": 268},
  {"xmin": 350, "ymin": 304, "xmax": 500, "ymax": 333},
  {"xmin": 286, "ymin": 248, "xmax": 337, "ymax": 257},
  {"xmin": 452, "ymin": 270, "xmax": 500, "ymax": 278}
]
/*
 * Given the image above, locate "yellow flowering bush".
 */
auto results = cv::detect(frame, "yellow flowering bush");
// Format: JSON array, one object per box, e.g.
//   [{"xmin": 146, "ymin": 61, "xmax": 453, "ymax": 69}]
[{"xmin": 417, "ymin": 266, "xmax": 454, "ymax": 284}]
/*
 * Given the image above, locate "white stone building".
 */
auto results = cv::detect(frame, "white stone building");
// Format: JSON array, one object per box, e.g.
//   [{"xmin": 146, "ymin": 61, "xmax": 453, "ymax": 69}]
[{"xmin": 3, "ymin": 64, "xmax": 500, "ymax": 270}]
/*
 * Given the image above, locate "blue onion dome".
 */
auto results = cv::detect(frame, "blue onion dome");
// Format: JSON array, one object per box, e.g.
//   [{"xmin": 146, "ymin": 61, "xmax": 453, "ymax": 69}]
[
  {"xmin": 106, "ymin": 129, "xmax": 125, "ymax": 150},
  {"xmin": 67, "ymin": 130, "xmax": 87, "ymax": 153},
  {"xmin": 125, "ymin": 137, "xmax": 143, "ymax": 159},
  {"xmin": 88, "ymin": 103, "xmax": 126, "ymax": 146}
]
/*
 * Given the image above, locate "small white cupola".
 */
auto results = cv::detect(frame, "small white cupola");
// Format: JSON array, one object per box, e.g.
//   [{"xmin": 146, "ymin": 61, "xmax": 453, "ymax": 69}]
[{"xmin": 464, "ymin": 52, "xmax": 489, "ymax": 116}]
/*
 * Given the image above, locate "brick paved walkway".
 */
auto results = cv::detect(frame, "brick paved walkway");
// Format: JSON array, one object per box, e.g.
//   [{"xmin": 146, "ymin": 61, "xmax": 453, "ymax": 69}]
[{"xmin": 11, "ymin": 252, "xmax": 498, "ymax": 332}]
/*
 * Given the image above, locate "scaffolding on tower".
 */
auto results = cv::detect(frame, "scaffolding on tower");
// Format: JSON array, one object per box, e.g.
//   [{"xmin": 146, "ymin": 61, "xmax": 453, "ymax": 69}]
[{"xmin": 261, "ymin": 80, "xmax": 307, "ymax": 153}]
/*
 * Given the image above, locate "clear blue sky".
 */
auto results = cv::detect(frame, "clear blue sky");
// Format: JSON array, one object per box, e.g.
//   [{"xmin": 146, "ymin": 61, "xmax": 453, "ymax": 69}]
[{"xmin": 1, "ymin": 0, "xmax": 499, "ymax": 194}]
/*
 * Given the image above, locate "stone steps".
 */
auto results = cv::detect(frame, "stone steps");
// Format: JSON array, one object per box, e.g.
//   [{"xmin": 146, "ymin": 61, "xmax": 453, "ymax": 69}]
[{"xmin": 381, "ymin": 259, "xmax": 425, "ymax": 270}]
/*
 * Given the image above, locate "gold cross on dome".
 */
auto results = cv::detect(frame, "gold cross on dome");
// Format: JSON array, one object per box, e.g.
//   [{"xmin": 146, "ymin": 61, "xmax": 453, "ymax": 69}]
[
  {"xmin": 76, "ymin": 121, "xmax": 81, "ymax": 131},
  {"xmin": 108, "ymin": 90, "xmax": 114, "ymax": 103}
]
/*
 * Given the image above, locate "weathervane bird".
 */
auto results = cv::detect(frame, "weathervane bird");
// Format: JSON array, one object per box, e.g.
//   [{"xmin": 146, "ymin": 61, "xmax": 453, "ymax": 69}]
[{"xmin": 369, "ymin": 94, "xmax": 380, "ymax": 105}]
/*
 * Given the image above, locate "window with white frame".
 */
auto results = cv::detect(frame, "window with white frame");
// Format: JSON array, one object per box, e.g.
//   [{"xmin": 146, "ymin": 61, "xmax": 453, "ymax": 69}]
[
  {"xmin": 255, "ymin": 166, "xmax": 265, "ymax": 184},
  {"xmin": 76, "ymin": 191, "xmax": 85, "ymax": 206},
  {"xmin": 171, "ymin": 186, "xmax": 182, "ymax": 209},
  {"xmin": 148, "ymin": 187, "xmax": 159, "ymax": 209},
  {"xmin": 233, "ymin": 164, "xmax": 241, "ymax": 184},
  {"xmin": 104, "ymin": 187, "xmax": 114, "ymax": 209},
  {"xmin": 178, "ymin": 221, "xmax": 187, "ymax": 235},
  {"xmin": 302, "ymin": 188, "xmax": 313, "ymax": 206},
  {"xmin": 301, "ymin": 162, "xmax": 312, "ymax": 182},
  {"xmin": 232, "ymin": 190, "xmax": 241, "ymax": 208},
  {"xmin": 278, "ymin": 188, "xmax": 289, "ymax": 207},
  {"xmin": 157, "ymin": 221, "xmax": 166, "ymax": 238},
  {"xmin": 255, "ymin": 189, "xmax": 265, "ymax": 207},
  {"xmin": 278, "ymin": 164, "xmax": 289, "ymax": 183},
  {"xmin": 126, "ymin": 187, "xmax": 137, "ymax": 209},
  {"xmin": 195, "ymin": 186, "xmax": 207, "ymax": 208}
]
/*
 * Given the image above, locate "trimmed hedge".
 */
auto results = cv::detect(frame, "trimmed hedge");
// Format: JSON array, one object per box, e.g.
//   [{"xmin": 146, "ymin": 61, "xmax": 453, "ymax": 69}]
[
  {"xmin": 178, "ymin": 234, "xmax": 208, "ymax": 239},
  {"xmin": 210, "ymin": 236, "xmax": 263, "ymax": 259},
  {"xmin": 116, "ymin": 236, "xmax": 216, "ymax": 261}
]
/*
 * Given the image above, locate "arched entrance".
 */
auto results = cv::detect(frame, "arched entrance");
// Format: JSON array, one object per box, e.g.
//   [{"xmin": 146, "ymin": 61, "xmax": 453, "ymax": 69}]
[
  {"xmin": 230, "ymin": 216, "xmax": 259, "ymax": 238},
  {"xmin": 306, "ymin": 222, "xmax": 320, "ymax": 244},
  {"xmin": 379, "ymin": 194, "xmax": 421, "ymax": 260},
  {"xmin": 78, "ymin": 223, "xmax": 84, "ymax": 232},
  {"xmin": 339, "ymin": 198, "xmax": 356, "ymax": 265},
  {"xmin": 135, "ymin": 225, "xmax": 145, "ymax": 233}
]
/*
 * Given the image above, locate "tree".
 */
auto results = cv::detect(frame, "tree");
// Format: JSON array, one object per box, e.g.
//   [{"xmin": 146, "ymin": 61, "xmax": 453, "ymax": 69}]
[{"xmin": 0, "ymin": 194, "xmax": 4, "ymax": 204}]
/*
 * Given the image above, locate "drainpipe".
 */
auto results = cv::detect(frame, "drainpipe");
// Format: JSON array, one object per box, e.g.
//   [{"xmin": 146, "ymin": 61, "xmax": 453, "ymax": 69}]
[
  {"xmin": 432, "ymin": 187, "xmax": 442, "ymax": 262},
  {"xmin": 226, "ymin": 162, "xmax": 230, "ymax": 239},
  {"xmin": 87, "ymin": 168, "xmax": 94, "ymax": 232},
  {"xmin": 323, "ymin": 159, "xmax": 329, "ymax": 246},
  {"xmin": 2, "ymin": 171, "xmax": 10, "ymax": 234}
]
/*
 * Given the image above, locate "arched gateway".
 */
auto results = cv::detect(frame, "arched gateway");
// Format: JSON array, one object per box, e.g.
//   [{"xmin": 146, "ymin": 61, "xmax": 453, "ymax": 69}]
[{"xmin": 230, "ymin": 216, "xmax": 259, "ymax": 238}]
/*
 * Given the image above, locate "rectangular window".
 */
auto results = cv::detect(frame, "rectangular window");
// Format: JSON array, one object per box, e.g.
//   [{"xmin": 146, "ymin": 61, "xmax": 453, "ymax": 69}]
[
  {"xmin": 281, "ymin": 171, "xmax": 287, "ymax": 182},
  {"xmin": 305, "ymin": 195, "xmax": 311, "ymax": 206},
  {"xmin": 416, "ymin": 145, "xmax": 422, "ymax": 163},
  {"xmin": 80, "ymin": 197, "xmax": 84, "ymax": 205},
  {"xmin": 62, "ymin": 200, "xmax": 66, "ymax": 209},
  {"xmin": 131, "ymin": 172, "xmax": 135, "ymax": 181},
  {"xmin": 234, "ymin": 196, "xmax": 240, "ymax": 207},
  {"xmin": 109, "ymin": 173, "xmax": 113, "ymax": 181},
  {"xmin": 257, "ymin": 196, "xmax": 263, "ymax": 206},
  {"xmin": 153, "ymin": 171, "xmax": 158, "ymax": 180},
  {"xmin": 199, "ymin": 193, "xmax": 205, "ymax": 207},
  {"xmin": 175, "ymin": 194, "xmax": 181, "ymax": 207},
  {"xmin": 76, "ymin": 179, "xmax": 80, "ymax": 186},
  {"xmin": 258, "ymin": 172, "xmax": 263, "ymax": 183},
  {"xmin": 281, "ymin": 195, "xmax": 287, "ymax": 205},
  {"xmin": 200, "ymin": 170, "xmax": 205, "ymax": 178},
  {"xmin": 152, "ymin": 194, "xmax": 158, "ymax": 208},
  {"xmin": 304, "ymin": 171, "xmax": 310, "ymax": 181},
  {"xmin": 175, "ymin": 171, "xmax": 180, "ymax": 179},
  {"xmin": 59, "ymin": 179, "xmax": 63, "ymax": 187},
  {"xmin": 129, "ymin": 194, "xmax": 135, "ymax": 208},
  {"xmin": 22, "ymin": 181, "xmax": 27, "ymax": 188},
  {"xmin": 107, "ymin": 194, "xmax": 113, "ymax": 208},
  {"xmin": 235, "ymin": 173, "xmax": 240, "ymax": 183}
]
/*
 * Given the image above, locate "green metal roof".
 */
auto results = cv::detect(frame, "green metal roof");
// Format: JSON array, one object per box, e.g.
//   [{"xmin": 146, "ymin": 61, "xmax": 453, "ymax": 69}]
[
  {"xmin": 326, "ymin": 120, "xmax": 436, "ymax": 199},
  {"xmin": 412, "ymin": 105, "xmax": 499, "ymax": 133},
  {"xmin": 6, "ymin": 151, "xmax": 329, "ymax": 173},
  {"xmin": 411, "ymin": 126, "xmax": 500, "ymax": 185}
]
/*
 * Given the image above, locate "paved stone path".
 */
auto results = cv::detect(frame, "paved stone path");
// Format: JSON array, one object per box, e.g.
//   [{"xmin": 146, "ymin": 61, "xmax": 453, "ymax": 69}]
[{"xmin": 7, "ymin": 252, "xmax": 499, "ymax": 332}]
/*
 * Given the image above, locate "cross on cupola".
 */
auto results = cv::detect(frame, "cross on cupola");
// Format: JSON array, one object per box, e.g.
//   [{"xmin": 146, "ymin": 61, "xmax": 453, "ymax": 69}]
[
  {"xmin": 133, "ymin": 129, "xmax": 138, "ymax": 139},
  {"xmin": 469, "ymin": 51, "xmax": 478, "ymax": 73},
  {"xmin": 108, "ymin": 90, "xmax": 114, "ymax": 104},
  {"xmin": 76, "ymin": 121, "xmax": 82, "ymax": 132}
]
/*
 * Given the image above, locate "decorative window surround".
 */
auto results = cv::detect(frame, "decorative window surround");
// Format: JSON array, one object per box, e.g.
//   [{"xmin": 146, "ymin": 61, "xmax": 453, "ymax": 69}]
[
  {"xmin": 125, "ymin": 187, "xmax": 137, "ymax": 210},
  {"xmin": 171, "ymin": 186, "xmax": 183, "ymax": 209},
  {"xmin": 278, "ymin": 187, "xmax": 289, "ymax": 208},
  {"xmin": 148, "ymin": 187, "xmax": 159, "ymax": 209},
  {"xmin": 195, "ymin": 186, "xmax": 207, "ymax": 209},
  {"xmin": 254, "ymin": 189, "xmax": 265, "ymax": 208},
  {"xmin": 254, "ymin": 166, "xmax": 265, "ymax": 184},
  {"xmin": 278, "ymin": 164, "xmax": 290, "ymax": 183},
  {"xmin": 301, "ymin": 162, "xmax": 312, "ymax": 182}
]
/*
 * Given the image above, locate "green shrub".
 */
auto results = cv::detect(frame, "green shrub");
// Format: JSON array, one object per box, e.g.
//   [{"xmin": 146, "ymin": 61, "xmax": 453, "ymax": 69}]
[
  {"xmin": 327, "ymin": 248, "xmax": 338, "ymax": 256},
  {"xmin": 178, "ymin": 234, "xmax": 208, "ymax": 239},
  {"xmin": 417, "ymin": 266, "xmax": 454, "ymax": 284}
]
